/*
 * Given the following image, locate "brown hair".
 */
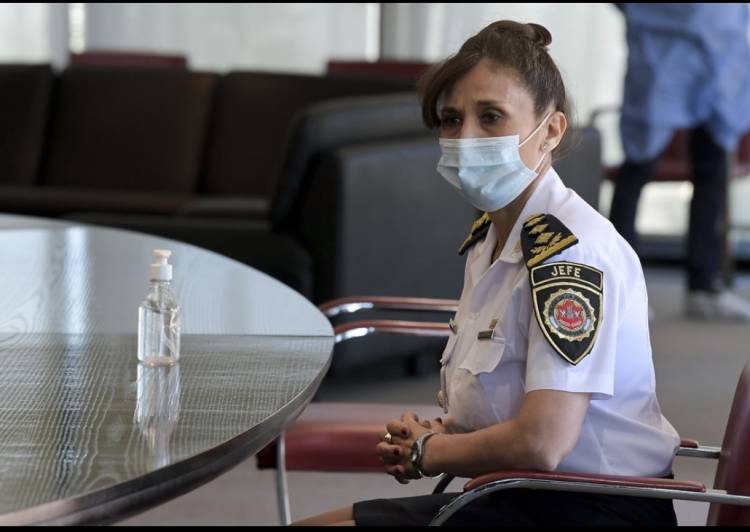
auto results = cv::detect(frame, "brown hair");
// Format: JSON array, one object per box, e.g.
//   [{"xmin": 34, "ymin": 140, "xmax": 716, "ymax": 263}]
[{"xmin": 418, "ymin": 21, "xmax": 574, "ymax": 157}]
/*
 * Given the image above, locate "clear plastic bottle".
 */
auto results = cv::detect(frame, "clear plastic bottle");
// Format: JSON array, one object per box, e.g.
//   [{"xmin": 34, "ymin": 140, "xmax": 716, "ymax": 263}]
[
  {"xmin": 135, "ymin": 362, "xmax": 181, "ymax": 469},
  {"xmin": 138, "ymin": 249, "xmax": 181, "ymax": 366}
]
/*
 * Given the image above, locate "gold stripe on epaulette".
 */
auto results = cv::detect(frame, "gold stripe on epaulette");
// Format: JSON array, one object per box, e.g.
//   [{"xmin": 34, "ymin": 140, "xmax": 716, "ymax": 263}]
[
  {"xmin": 458, "ymin": 233, "xmax": 475, "ymax": 254},
  {"xmin": 528, "ymin": 223, "xmax": 549, "ymax": 235},
  {"xmin": 524, "ymin": 214, "xmax": 546, "ymax": 228},
  {"xmin": 526, "ymin": 235, "xmax": 579, "ymax": 268},
  {"xmin": 458, "ymin": 213, "xmax": 491, "ymax": 254},
  {"xmin": 470, "ymin": 212, "xmax": 491, "ymax": 233},
  {"xmin": 534, "ymin": 232, "xmax": 555, "ymax": 245}
]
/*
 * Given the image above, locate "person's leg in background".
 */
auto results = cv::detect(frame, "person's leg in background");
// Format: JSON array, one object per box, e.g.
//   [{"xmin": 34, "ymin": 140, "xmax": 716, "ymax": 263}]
[
  {"xmin": 685, "ymin": 125, "xmax": 750, "ymax": 320},
  {"xmin": 609, "ymin": 158, "xmax": 659, "ymax": 251}
]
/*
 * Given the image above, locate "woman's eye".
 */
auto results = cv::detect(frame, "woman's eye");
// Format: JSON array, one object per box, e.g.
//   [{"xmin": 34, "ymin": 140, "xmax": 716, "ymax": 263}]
[
  {"xmin": 440, "ymin": 116, "xmax": 461, "ymax": 129},
  {"xmin": 481, "ymin": 112, "xmax": 502, "ymax": 124}
]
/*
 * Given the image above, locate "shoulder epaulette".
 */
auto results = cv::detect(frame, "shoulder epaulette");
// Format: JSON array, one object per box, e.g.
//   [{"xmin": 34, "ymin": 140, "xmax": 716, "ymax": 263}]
[
  {"xmin": 458, "ymin": 213, "xmax": 492, "ymax": 256},
  {"xmin": 520, "ymin": 213, "xmax": 578, "ymax": 268}
]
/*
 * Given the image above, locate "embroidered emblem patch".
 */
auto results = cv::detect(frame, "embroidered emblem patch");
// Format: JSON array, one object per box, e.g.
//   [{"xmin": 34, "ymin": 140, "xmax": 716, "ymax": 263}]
[
  {"xmin": 544, "ymin": 288, "xmax": 596, "ymax": 341},
  {"xmin": 530, "ymin": 261, "xmax": 603, "ymax": 365}
]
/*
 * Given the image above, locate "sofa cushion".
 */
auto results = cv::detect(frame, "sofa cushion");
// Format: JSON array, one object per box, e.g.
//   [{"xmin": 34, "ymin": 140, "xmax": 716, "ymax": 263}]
[
  {"xmin": 41, "ymin": 67, "xmax": 215, "ymax": 194},
  {"xmin": 0, "ymin": 64, "xmax": 53, "ymax": 185}
]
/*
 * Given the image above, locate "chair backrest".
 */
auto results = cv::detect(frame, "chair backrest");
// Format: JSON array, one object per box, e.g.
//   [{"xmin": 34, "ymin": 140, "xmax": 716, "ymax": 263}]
[
  {"xmin": 201, "ymin": 72, "xmax": 413, "ymax": 197},
  {"xmin": 0, "ymin": 64, "xmax": 53, "ymax": 185},
  {"xmin": 70, "ymin": 50, "xmax": 188, "ymax": 68},
  {"xmin": 554, "ymin": 126, "xmax": 603, "ymax": 210},
  {"xmin": 734, "ymin": 132, "xmax": 750, "ymax": 178},
  {"xmin": 327, "ymin": 60, "xmax": 431, "ymax": 82},
  {"xmin": 269, "ymin": 92, "xmax": 429, "ymax": 230},
  {"xmin": 707, "ymin": 358, "xmax": 750, "ymax": 525},
  {"xmin": 42, "ymin": 67, "xmax": 215, "ymax": 194},
  {"xmin": 656, "ymin": 129, "xmax": 750, "ymax": 180}
]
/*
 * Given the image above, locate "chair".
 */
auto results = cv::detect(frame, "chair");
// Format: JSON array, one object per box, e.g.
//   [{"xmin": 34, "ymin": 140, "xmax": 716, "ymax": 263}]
[
  {"xmin": 431, "ymin": 354, "xmax": 750, "ymax": 526},
  {"xmin": 260, "ymin": 296, "xmax": 750, "ymax": 525},
  {"xmin": 256, "ymin": 296, "xmax": 457, "ymax": 524}
]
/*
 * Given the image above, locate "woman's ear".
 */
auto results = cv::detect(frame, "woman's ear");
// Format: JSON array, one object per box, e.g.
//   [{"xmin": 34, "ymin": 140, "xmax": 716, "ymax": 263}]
[{"xmin": 544, "ymin": 111, "xmax": 567, "ymax": 151}]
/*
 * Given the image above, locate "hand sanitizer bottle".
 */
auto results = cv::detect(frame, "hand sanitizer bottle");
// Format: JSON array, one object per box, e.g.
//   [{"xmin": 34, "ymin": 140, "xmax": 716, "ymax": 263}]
[{"xmin": 138, "ymin": 249, "xmax": 181, "ymax": 366}]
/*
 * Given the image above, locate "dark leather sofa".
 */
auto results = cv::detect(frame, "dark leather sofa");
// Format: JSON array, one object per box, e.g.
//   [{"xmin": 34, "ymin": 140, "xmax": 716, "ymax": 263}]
[{"xmin": 0, "ymin": 65, "xmax": 414, "ymax": 217}]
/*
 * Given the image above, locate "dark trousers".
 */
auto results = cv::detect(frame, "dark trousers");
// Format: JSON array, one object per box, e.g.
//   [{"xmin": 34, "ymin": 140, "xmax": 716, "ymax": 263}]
[
  {"xmin": 353, "ymin": 488, "xmax": 678, "ymax": 526},
  {"xmin": 609, "ymin": 125, "xmax": 728, "ymax": 292}
]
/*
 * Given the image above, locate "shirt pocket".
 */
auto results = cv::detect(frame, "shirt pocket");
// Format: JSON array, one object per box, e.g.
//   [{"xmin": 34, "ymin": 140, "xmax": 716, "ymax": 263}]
[{"xmin": 458, "ymin": 335, "xmax": 507, "ymax": 375}]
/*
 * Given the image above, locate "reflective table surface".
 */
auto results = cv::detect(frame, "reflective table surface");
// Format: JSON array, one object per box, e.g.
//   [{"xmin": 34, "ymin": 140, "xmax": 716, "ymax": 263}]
[{"xmin": 0, "ymin": 215, "xmax": 334, "ymax": 524}]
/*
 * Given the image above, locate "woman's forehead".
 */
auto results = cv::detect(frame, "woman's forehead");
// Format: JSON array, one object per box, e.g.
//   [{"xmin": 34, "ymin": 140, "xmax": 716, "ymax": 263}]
[{"xmin": 442, "ymin": 60, "xmax": 531, "ymax": 109}]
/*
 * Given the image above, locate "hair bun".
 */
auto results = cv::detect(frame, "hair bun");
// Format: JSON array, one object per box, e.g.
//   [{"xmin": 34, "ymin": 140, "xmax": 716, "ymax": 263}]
[
  {"xmin": 488, "ymin": 20, "xmax": 552, "ymax": 49},
  {"xmin": 526, "ymin": 23, "xmax": 552, "ymax": 48}
]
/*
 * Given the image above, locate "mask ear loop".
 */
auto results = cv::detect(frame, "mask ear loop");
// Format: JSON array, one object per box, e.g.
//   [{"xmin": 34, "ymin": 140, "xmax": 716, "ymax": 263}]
[
  {"xmin": 521, "ymin": 112, "xmax": 555, "ymax": 174},
  {"xmin": 519, "ymin": 111, "xmax": 553, "ymax": 148},
  {"xmin": 530, "ymin": 148, "xmax": 549, "ymax": 174}
]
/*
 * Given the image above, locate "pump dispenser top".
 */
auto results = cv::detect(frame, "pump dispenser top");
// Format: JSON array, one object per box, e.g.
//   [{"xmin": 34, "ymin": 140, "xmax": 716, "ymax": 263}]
[{"xmin": 149, "ymin": 249, "xmax": 173, "ymax": 281}]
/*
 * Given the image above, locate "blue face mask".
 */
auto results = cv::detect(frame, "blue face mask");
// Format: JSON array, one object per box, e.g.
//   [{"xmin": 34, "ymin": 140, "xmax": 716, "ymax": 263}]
[{"xmin": 437, "ymin": 113, "xmax": 551, "ymax": 212}]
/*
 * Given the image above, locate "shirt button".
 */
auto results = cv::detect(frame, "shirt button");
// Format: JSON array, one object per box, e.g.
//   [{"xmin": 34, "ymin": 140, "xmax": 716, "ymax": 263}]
[{"xmin": 437, "ymin": 390, "xmax": 448, "ymax": 413}]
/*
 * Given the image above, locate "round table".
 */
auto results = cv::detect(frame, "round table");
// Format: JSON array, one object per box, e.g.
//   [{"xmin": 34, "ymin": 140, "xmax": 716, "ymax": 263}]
[{"xmin": 0, "ymin": 214, "xmax": 334, "ymax": 525}]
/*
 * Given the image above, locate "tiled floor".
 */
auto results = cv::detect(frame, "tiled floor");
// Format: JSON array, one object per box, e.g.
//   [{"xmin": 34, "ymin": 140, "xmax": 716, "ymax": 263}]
[{"xmin": 118, "ymin": 265, "xmax": 750, "ymax": 526}]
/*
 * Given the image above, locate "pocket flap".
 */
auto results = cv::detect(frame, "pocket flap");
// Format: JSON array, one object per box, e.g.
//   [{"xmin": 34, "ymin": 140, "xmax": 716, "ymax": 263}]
[{"xmin": 458, "ymin": 336, "xmax": 506, "ymax": 375}]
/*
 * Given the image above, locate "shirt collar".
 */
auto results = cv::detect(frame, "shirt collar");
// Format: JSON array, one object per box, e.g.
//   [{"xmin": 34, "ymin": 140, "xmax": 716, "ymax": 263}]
[{"xmin": 472, "ymin": 167, "xmax": 566, "ymax": 271}]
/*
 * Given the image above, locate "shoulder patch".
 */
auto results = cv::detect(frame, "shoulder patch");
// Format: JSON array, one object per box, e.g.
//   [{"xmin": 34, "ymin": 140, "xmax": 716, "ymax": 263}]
[
  {"xmin": 529, "ymin": 261, "xmax": 603, "ymax": 365},
  {"xmin": 458, "ymin": 213, "xmax": 492, "ymax": 256},
  {"xmin": 520, "ymin": 213, "xmax": 578, "ymax": 268}
]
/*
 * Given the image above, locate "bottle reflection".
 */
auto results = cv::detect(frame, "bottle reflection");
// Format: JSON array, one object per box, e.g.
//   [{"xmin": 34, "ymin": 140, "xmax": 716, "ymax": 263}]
[{"xmin": 135, "ymin": 362, "xmax": 181, "ymax": 470}]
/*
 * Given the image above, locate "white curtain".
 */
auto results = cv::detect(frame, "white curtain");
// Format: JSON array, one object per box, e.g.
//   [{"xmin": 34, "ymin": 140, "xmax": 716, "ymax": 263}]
[
  {"xmin": 83, "ymin": 3, "xmax": 378, "ymax": 73},
  {"xmin": 0, "ymin": 3, "xmax": 68, "ymax": 67}
]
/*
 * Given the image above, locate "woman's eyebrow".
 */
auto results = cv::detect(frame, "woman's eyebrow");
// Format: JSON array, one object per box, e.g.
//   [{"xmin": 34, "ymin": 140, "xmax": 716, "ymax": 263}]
[
  {"xmin": 477, "ymin": 100, "xmax": 510, "ymax": 107},
  {"xmin": 440, "ymin": 106, "xmax": 461, "ymax": 114},
  {"xmin": 440, "ymin": 102, "xmax": 510, "ymax": 113}
]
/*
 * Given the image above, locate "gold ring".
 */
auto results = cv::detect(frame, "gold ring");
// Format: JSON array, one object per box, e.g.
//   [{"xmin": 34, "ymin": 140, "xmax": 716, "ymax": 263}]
[{"xmin": 384, "ymin": 432, "xmax": 393, "ymax": 444}]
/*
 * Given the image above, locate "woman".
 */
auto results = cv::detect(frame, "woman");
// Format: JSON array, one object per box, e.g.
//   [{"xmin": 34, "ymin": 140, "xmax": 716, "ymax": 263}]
[{"xmin": 294, "ymin": 20, "xmax": 680, "ymax": 527}]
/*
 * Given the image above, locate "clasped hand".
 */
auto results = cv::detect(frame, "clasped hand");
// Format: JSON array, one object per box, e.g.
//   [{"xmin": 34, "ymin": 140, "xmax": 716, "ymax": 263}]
[{"xmin": 376, "ymin": 411, "xmax": 449, "ymax": 484}]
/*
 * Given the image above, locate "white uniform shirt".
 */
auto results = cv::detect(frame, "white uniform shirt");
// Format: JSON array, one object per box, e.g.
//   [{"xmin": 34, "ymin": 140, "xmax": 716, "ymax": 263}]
[{"xmin": 440, "ymin": 167, "xmax": 679, "ymax": 477}]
